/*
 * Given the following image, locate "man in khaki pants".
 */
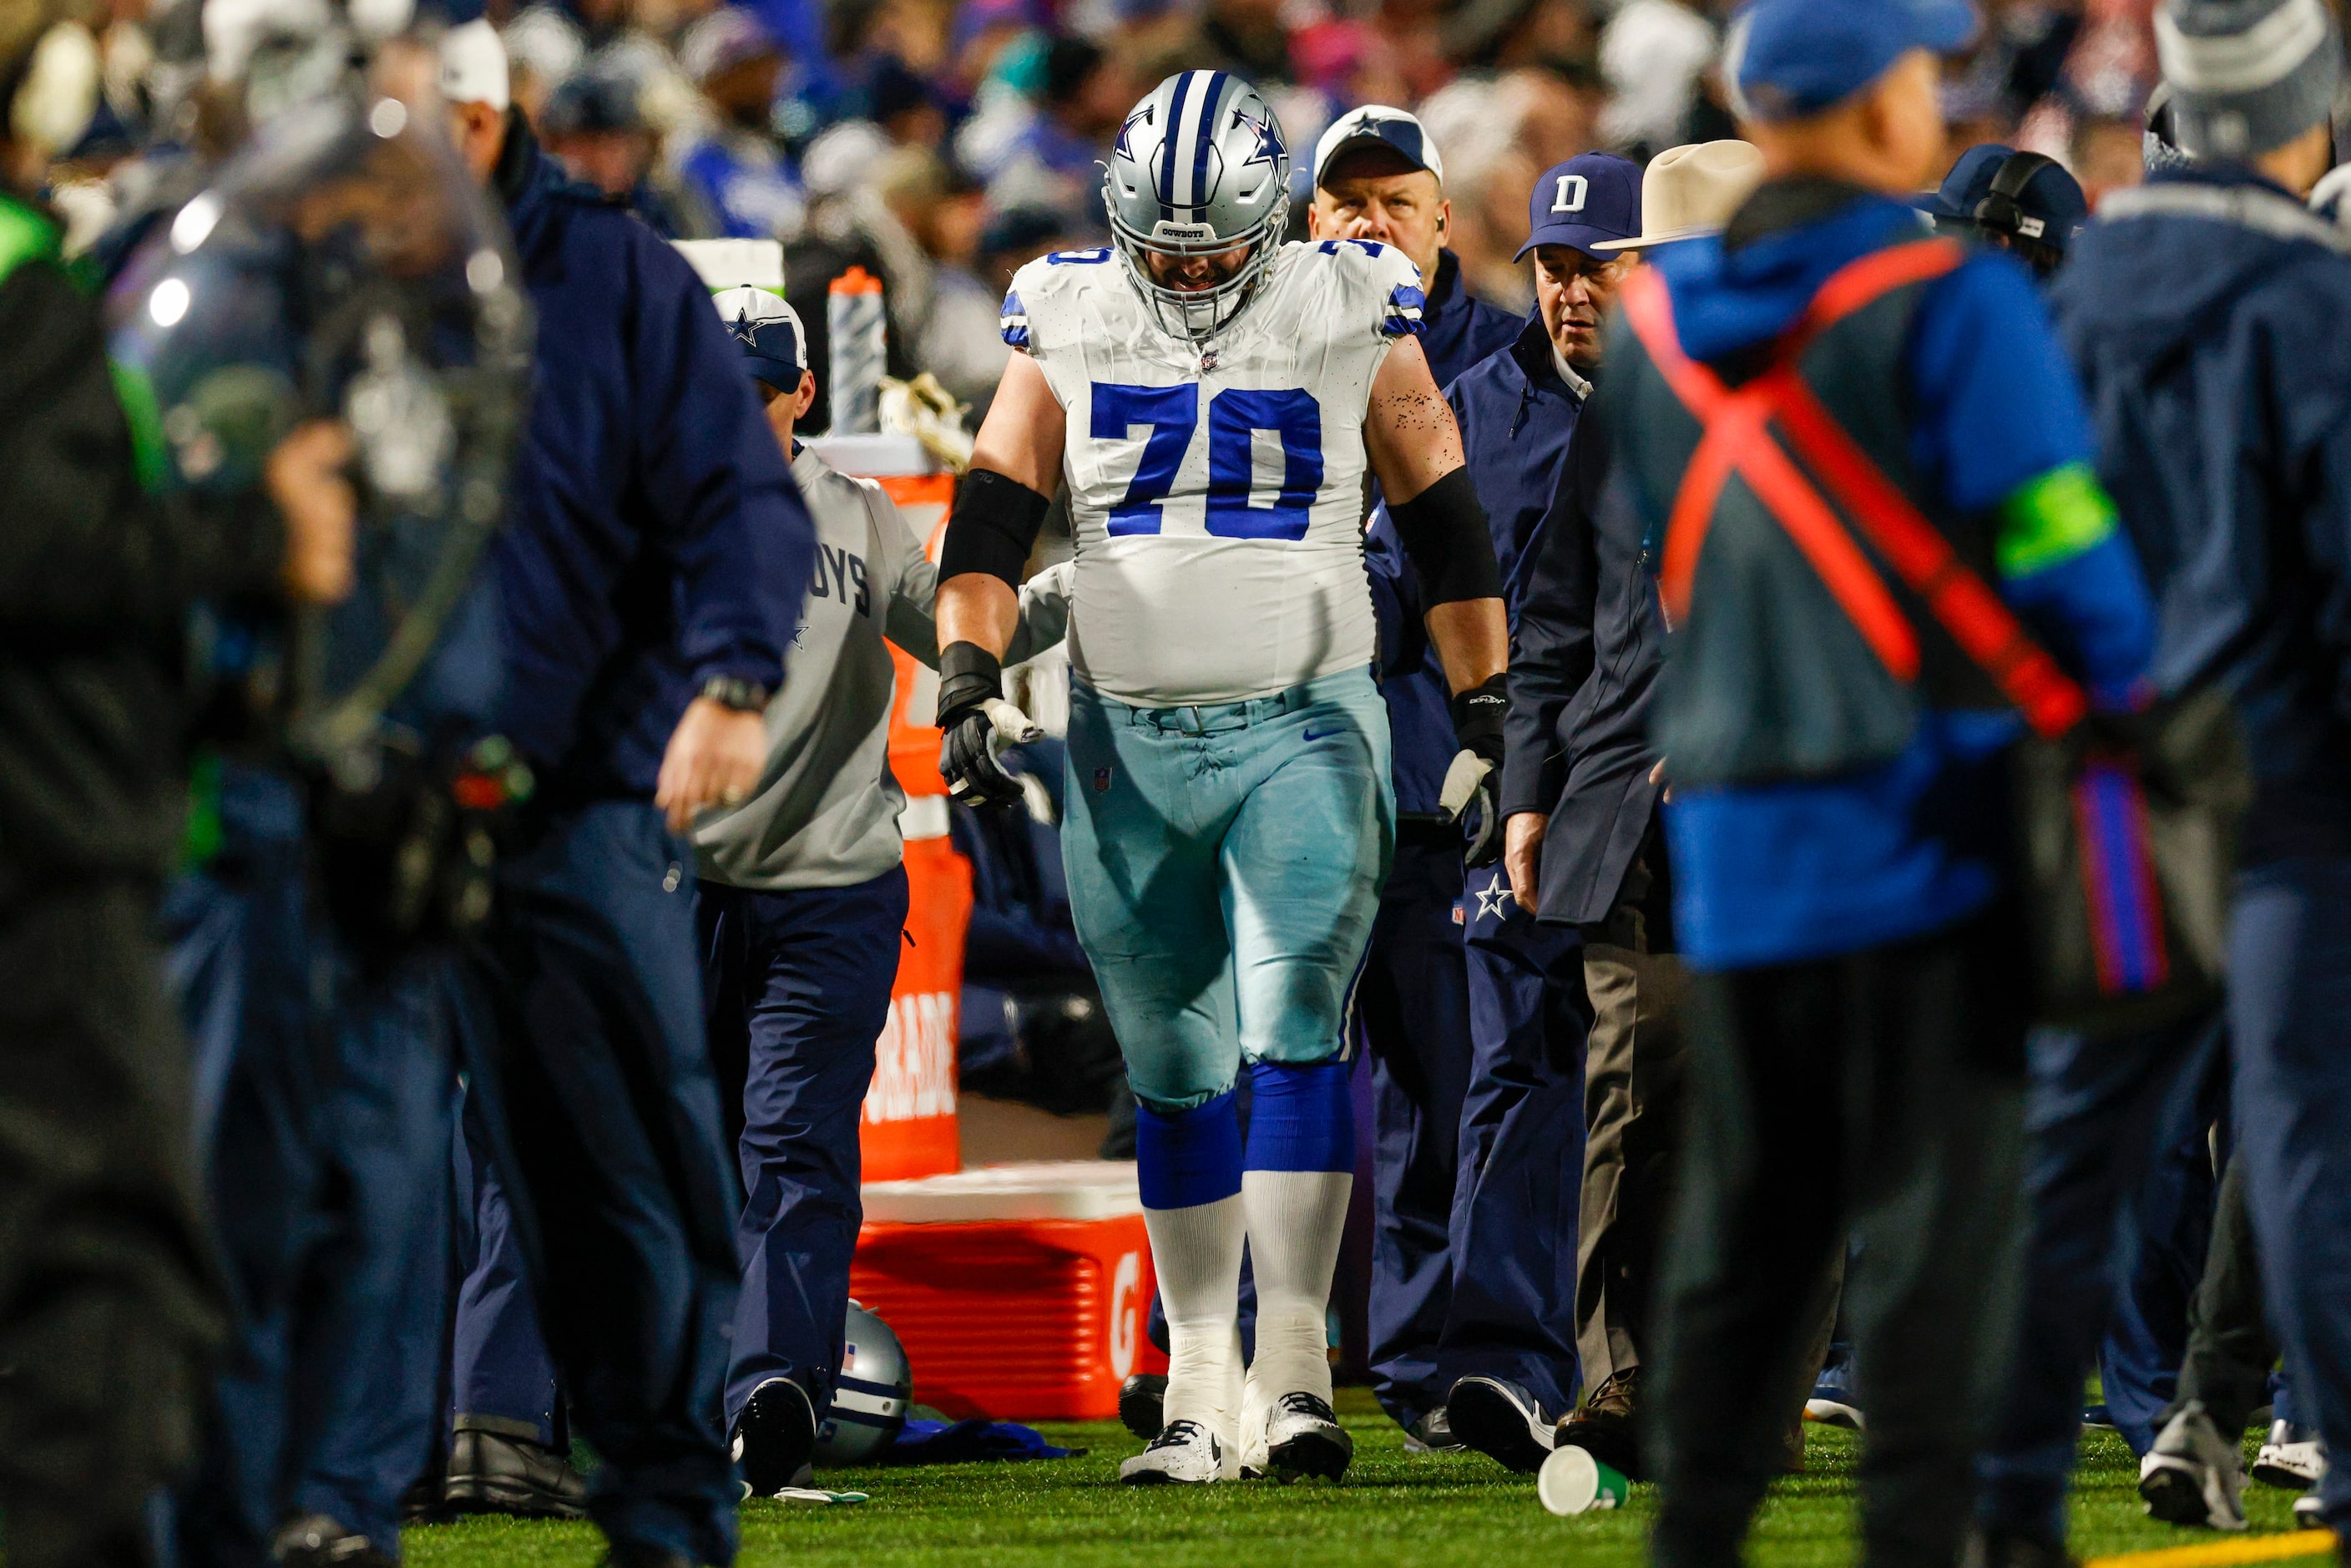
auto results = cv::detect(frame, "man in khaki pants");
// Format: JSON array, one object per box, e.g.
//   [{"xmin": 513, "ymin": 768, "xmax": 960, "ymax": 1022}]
[{"xmin": 1499, "ymin": 139, "xmax": 1761, "ymax": 1477}]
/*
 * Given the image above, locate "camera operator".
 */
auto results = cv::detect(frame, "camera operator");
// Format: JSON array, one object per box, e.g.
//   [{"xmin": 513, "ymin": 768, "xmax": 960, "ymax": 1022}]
[{"xmin": 0, "ymin": 3, "xmax": 353, "ymax": 1563}]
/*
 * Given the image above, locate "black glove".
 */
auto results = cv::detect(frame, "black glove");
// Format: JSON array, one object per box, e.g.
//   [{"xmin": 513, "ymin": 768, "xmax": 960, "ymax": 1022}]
[
  {"xmin": 1445, "ymin": 673, "xmax": 1509, "ymax": 869},
  {"xmin": 937, "ymin": 641, "xmax": 1027, "ymax": 809}
]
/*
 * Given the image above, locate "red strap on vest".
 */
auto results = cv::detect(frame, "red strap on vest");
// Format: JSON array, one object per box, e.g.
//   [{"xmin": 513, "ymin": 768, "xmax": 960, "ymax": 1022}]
[{"xmin": 1622, "ymin": 239, "xmax": 2090, "ymax": 741}]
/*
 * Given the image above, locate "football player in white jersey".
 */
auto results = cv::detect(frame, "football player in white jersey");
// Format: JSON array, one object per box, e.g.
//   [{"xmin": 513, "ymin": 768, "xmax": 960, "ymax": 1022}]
[{"xmin": 933, "ymin": 70, "xmax": 1509, "ymax": 1486}]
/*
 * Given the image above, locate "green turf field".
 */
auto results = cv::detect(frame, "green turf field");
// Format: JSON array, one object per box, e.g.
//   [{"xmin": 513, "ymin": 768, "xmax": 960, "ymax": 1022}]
[{"xmin": 400, "ymin": 1388, "xmax": 2323, "ymax": 1567}]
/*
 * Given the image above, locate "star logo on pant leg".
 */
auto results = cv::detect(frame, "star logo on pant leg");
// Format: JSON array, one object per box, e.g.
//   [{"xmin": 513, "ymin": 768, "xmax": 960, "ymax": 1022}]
[{"xmin": 1474, "ymin": 872, "xmax": 1515, "ymax": 921}]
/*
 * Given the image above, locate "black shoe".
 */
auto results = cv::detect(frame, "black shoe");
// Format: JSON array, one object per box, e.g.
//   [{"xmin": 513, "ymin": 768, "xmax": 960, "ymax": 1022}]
[
  {"xmin": 1962, "ymin": 1529, "xmax": 2080, "ymax": 1568},
  {"xmin": 270, "ymin": 1514, "xmax": 397, "ymax": 1567},
  {"xmin": 400, "ymin": 1471, "xmax": 447, "ymax": 1525},
  {"xmin": 1119, "ymin": 1373, "xmax": 1168, "ymax": 1442},
  {"xmin": 1403, "ymin": 1405, "xmax": 1464, "ymax": 1453},
  {"xmin": 734, "ymin": 1376, "xmax": 818, "ymax": 1497},
  {"xmin": 446, "ymin": 1426, "xmax": 591, "ymax": 1520},
  {"xmin": 1555, "ymin": 1368, "xmax": 1643, "ymax": 1481},
  {"xmin": 1447, "ymin": 1377, "xmax": 1555, "ymax": 1474}
]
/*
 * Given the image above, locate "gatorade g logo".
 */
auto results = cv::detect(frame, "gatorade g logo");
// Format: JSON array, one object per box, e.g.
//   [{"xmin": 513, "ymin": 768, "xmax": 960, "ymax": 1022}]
[
  {"xmin": 1550, "ymin": 174, "xmax": 1590, "ymax": 214},
  {"xmin": 1110, "ymin": 1250, "xmax": 1141, "ymax": 1378}
]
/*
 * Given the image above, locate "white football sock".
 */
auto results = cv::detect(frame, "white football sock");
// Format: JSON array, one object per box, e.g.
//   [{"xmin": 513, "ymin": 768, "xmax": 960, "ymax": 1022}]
[
  {"xmin": 1241, "ymin": 1169, "xmax": 1352, "ymax": 1404},
  {"xmin": 1143, "ymin": 1194, "xmax": 1246, "ymax": 1446}
]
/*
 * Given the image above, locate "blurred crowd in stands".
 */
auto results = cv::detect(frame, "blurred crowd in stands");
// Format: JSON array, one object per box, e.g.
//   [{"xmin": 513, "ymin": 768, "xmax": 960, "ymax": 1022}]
[{"xmin": 44, "ymin": 0, "xmax": 2167, "ymax": 432}]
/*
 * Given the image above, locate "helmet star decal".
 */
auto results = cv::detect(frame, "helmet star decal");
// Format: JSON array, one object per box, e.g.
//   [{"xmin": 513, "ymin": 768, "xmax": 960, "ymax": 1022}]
[
  {"xmin": 1113, "ymin": 104, "xmax": 1152, "ymax": 164},
  {"xmin": 1240, "ymin": 109, "xmax": 1284, "ymax": 173}
]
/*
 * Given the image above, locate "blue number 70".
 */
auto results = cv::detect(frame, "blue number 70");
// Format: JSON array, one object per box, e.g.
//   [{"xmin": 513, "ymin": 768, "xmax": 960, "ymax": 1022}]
[{"xmin": 1089, "ymin": 382, "xmax": 1324, "ymax": 541}]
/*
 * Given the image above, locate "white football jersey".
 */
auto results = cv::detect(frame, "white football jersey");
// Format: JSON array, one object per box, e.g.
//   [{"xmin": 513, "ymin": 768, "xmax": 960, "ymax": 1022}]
[{"xmin": 1000, "ymin": 237, "xmax": 1428, "ymax": 706}]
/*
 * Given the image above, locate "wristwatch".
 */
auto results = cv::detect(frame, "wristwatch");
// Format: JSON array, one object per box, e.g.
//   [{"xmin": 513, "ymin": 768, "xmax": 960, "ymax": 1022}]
[{"xmin": 700, "ymin": 675, "xmax": 771, "ymax": 713}]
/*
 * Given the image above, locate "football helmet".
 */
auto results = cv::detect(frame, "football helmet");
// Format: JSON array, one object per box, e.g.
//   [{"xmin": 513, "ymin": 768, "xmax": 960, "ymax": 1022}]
[
  {"xmin": 1103, "ymin": 69, "xmax": 1289, "ymax": 343},
  {"xmin": 813, "ymin": 1302, "xmax": 913, "ymax": 1465}
]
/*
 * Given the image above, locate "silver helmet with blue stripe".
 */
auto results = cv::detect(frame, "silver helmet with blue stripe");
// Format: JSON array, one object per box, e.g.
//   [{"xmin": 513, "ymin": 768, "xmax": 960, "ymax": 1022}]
[
  {"xmin": 1104, "ymin": 70, "xmax": 1291, "ymax": 343},
  {"xmin": 811, "ymin": 1301, "xmax": 910, "ymax": 1465}
]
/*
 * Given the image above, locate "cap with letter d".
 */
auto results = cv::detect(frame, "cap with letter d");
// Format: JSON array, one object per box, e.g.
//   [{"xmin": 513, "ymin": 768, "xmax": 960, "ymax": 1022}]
[
  {"xmin": 1724, "ymin": 0, "xmax": 1979, "ymax": 123},
  {"xmin": 1516, "ymin": 153, "xmax": 1642, "ymax": 260}
]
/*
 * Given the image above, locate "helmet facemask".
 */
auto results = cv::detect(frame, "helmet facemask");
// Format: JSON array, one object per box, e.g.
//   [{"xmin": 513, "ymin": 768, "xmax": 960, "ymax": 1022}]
[{"xmin": 1107, "ymin": 194, "xmax": 1289, "ymax": 344}]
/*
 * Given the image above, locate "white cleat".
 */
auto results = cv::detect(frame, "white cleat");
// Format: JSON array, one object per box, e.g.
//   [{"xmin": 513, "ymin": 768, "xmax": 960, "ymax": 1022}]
[
  {"xmin": 2252, "ymin": 1420, "xmax": 2327, "ymax": 1491},
  {"xmin": 2139, "ymin": 1402, "xmax": 2247, "ymax": 1530},
  {"xmin": 1262, "ymin": 1392, "xmax": 1352, "ymax": 1483},
  {"xmin": 1119, "ymin": 1420, "xmax": 1238, "ymax": 1485}
]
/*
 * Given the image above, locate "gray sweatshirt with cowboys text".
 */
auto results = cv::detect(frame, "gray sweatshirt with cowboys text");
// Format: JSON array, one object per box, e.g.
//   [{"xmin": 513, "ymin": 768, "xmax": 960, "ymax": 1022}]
[{"xmin": 694, "ymin": 443, "xmax": 1066, "ymax": 889}]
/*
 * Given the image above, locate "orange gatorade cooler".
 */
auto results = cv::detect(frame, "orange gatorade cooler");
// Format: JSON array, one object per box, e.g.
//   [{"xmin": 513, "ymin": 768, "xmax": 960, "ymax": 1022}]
[
  {"xmin": 807, "ymin": 434, "xmax": 964, "ymax": 1181},
  {"xmin": 849, "ymin": 1162, "xmax": 1170, "ymax": 1421},
  {"xmin": 861, "ymin": 832, "xmax": 967, "ymax": 1181}
]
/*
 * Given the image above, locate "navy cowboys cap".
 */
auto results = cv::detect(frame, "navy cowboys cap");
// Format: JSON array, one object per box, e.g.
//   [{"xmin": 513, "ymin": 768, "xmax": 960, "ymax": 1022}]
[
  {"xmin": 1916, "ymin": 143, "xmax": 2089, "ymax": 251},
  {"xmin": 1517, "ymin": 153, "xmax": 1643, "ymax": 260},
  {"xmin": 1313, "ymin": 104, "xmax": 1445, "ymax": 190},
  {"xmin": 712, "ymin": 286, "xmax": 808, "ymax": 392},
  {"xmin": 1726, "ymin": 0, "xmax": 1980, "ymax": 122}
]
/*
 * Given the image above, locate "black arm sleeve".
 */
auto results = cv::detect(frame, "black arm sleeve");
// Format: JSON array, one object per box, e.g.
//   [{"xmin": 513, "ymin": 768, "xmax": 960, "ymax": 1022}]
[
  {"xmin": 938, "ymin": 468, "xmax": 1052, "ymax": 589},
  {"xmin": 1388, "ymin": 466, "xmax": 1503, "ymax": 608}
]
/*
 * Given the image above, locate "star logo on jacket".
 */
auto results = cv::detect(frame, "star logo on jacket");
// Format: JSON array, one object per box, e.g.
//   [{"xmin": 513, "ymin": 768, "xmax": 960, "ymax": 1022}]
[{"xmin": 1473, "ymin": 872, "xmax": 1515, "ymax": 921}]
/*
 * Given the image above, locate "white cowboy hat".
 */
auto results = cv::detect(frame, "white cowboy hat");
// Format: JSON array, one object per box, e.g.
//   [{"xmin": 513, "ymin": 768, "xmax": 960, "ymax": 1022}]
[{"xmin": 1592, "ymin": 139, "xmax": 1767, "ymax": 252}]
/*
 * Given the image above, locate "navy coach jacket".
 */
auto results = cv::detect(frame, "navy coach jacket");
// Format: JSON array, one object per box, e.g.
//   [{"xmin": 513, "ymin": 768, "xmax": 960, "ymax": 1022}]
[
  {"xmin": 492, "ymin": 115, "xmax": 808, "ymax": 801},
  {"xmin": 1368, "ymin": 309, "xmax": 1568, "ymax": 818},
  {"xmin": 1416, "ymin": 249, "xmax": 1524, "ymax": 394},
  {"xmin": 1499, "ymin": 418, "xmax": 1663, "ymax": 927},
  {"xmin": 2053, "ymin": 164, "xmax": 2351, "ymax": 864}
]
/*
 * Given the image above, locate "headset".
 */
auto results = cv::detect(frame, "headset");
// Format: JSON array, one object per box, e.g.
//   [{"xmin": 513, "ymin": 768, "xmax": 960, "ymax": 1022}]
[{"xmin": 1972, "ymin": 149, "xmax": 2060, "ymax": 244}]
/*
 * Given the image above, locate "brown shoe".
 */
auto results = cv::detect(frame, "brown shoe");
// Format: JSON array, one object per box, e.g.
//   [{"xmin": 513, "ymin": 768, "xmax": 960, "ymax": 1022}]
[{"xmin": 1555, "ymin": 1368, "xmax": 1642, "ymax": 1480}]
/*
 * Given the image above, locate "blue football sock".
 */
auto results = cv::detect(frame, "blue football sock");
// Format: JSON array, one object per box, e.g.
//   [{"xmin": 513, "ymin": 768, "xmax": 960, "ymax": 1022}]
[
  {"xmin": 1242, "ymin": 1059, "xmax": 1355, "ymax": 1173},
  {"xmin": 1135, "ymin": 1092, "xmax": 1246, "ymax": 1442}
]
